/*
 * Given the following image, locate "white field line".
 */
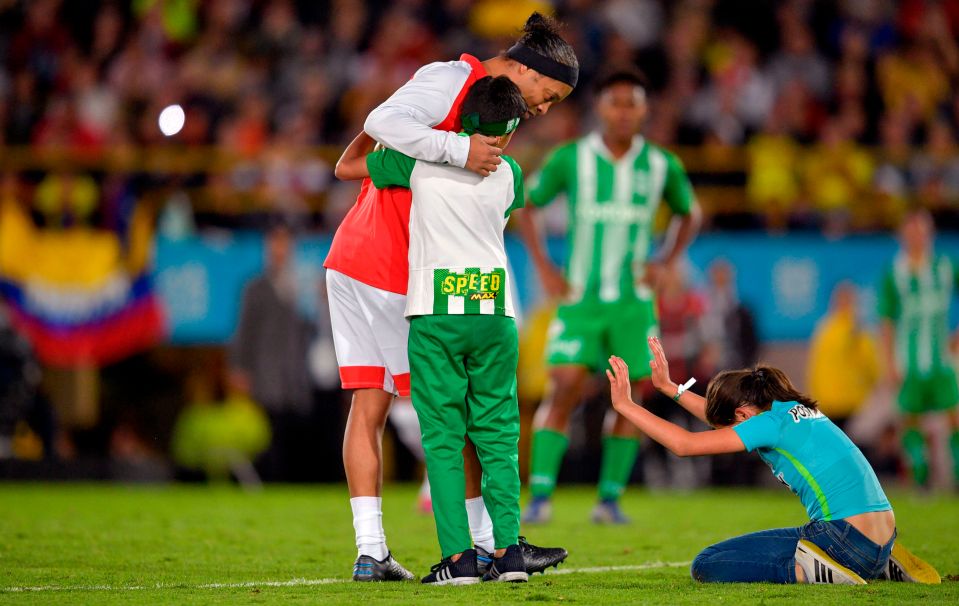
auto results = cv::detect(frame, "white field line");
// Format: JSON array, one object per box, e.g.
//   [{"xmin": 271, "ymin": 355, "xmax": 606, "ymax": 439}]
[{"xmin": 0, "ymin": 561, "xmax": 691, "ymax": 593}]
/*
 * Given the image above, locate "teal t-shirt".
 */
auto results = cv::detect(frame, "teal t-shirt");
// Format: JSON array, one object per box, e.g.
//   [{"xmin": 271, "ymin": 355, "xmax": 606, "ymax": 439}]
[{"xmin": 733, "ymin": 400, "xmax": 891, "ymax": 521}]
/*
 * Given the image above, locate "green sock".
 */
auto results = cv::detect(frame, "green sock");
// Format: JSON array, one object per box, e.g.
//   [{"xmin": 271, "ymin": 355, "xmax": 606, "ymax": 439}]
[
  {"xmin": 598, "ymin": 435, "xmax": 641, "ymax": 502},
  {"xmin": 950, "ymin": 431, "xmax": 959, "ymax": 484},
  {"xmin": 902, "ymin": 428, "xmax": 929, "ymax": 486},
  {"xmin": 529, "ymin": 429, "xmax": 569, "ymax": 499}
]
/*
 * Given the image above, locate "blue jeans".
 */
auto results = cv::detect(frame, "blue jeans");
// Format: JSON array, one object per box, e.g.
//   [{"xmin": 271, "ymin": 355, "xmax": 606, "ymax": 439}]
[{"xmin": 691, "ymin": 519, "xmax": 896, "ymax": 583}]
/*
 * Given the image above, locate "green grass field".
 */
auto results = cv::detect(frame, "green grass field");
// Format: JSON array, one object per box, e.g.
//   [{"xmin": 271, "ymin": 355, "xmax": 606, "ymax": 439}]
[{"xmin": 0, "ymin": 484, "xmax": 956, "ymax": 605}]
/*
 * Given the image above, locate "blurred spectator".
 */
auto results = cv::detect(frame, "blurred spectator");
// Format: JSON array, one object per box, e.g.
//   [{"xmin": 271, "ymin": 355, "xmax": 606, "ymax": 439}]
[
  {"xmin": 686, "ymin": 32, "xmax": 774, "ymax": 145},
  {"xmin": 911, "ymin": 120, "xmax": 959, "ymax": 218},
  {"xmin": 806, "ymin": 282, "xmax": 880, "ymax": 431},
  {"xmin": 877, "ymin": 40, "xmax": 950, "ymax": 123},
  {"xmin": 229, "ymin": 220, "xmax": 316, "ymax": 481},
  {"xmin": 746, "ymin": 100, "xmax": 803, "ymax": 230},
  {"xmin": 171, "ymin": 371, "xmax": 270, "ymax": 484},
  {"xmin": 766, "ymin": 19, "xmax": 830, "ymax": 101},
  {"xmin": 801, "ymin": 118, "xmax": 874, "ymax": 233},
  {"xmin": 702, "ymin": 259, "xmax": 759, "ymax": 372},
  {"xmin": 873, "ymin": 111, "xmax": 915, "ymax": 226},
  {"xmin": 0, "ymin": 300, "xmax": 55, "ymax": 460},
  {"xmin": 658, "ymin": 264, "xmax": 712, "ymax": 380}
]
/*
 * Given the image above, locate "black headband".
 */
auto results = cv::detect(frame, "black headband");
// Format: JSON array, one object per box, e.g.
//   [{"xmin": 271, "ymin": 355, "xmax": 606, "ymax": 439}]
[{"xmin": 506, "ymin": 43, "xmax": 578, "ymax": 88}]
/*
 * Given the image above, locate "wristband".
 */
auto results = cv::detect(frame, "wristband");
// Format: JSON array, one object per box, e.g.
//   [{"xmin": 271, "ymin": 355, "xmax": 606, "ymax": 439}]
[{"xmin": 672, "ymin": 377, "xmax": 697, "ymax": 401}]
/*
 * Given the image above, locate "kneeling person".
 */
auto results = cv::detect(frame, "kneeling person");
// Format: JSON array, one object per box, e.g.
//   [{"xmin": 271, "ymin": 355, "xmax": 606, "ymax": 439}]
[{"xmin": 341, "ymin": 76, "xmax": 529, "ymax": 585}]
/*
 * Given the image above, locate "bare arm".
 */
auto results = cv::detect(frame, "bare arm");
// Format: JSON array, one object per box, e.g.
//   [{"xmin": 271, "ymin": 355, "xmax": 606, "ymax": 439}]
[
  {"xmin": 606, "ymin": 356, "xmax": 746, "ymax": 457},
  {"xmin": 644, "ymin": 203, "xmax": 701, "ymax": 290},
  {"xmin": 647, "ymin": 336, "xmax": 708, "ymax": 423},
  {"xmin": 880, "ymin": 319, "xmax": 901, "ymax": 386},
  {"xmin": 660, "ymin": 202, "xmax": 702, "ymax": 266},
  {"xmin": 363, "ymin": 63, "xmax": 470, "ymax": 167},
  {"xmin": 607, "ymin": 355, "xmax": 744, "ymax": 456},
  {"xmin": 334, "ymin": 131, "xmax": 377, "ymax": 181},
  {"xmin": 363, "ymin": 62, "xmax": 501, "ymax": 175},
  {"xmin": 514, "ymin": 206, "xmax": 569, "ymax": 299}
]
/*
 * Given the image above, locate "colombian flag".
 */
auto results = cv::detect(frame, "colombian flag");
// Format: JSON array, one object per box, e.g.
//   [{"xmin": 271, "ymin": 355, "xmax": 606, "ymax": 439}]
[{"xmin": 0, "ymin": 199, "xmax": 165, "ymax": 367}]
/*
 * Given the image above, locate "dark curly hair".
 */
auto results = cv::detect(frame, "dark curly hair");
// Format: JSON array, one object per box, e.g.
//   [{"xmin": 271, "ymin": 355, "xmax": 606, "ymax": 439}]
[{"xmin": 461, "ymin": 76, "xmax": 528, "ymax": 125}]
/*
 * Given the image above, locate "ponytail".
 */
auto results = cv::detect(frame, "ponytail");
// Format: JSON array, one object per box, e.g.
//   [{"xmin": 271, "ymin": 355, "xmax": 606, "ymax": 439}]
[{"xmin": 704, "ymin": 366, "xmax": 818, "ymax": 427}]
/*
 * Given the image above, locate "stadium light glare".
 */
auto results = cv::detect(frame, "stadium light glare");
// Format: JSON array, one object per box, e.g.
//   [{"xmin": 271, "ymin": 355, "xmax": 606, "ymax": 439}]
[{"xmin": 158, "ymin": 104, "xmax": 186, "ymax": 137}]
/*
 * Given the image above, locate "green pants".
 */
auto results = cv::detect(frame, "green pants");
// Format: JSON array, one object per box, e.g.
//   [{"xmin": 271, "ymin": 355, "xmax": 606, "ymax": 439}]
[{"xmin": 408, "ymin": 314, "xmax": 520, "ymax": 558}]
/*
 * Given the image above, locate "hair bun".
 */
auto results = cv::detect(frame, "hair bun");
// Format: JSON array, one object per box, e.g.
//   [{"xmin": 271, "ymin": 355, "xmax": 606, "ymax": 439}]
[{"xmin": 523, "ymin": 12, "xmax": 560, "ymax": 35}]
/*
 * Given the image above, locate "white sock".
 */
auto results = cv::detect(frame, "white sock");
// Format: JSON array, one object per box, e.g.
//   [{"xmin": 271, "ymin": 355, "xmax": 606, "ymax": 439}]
[
  {"xmin": 419, "ymin": 475, "xmax": 431, "ymax": 498},
  {"xmin": 351, "ymin": 496, "xmax": 388, "ymax": 560},
  {"xmin": 465, "ymin": 496, "xmax": 495, "ymax": 554}
]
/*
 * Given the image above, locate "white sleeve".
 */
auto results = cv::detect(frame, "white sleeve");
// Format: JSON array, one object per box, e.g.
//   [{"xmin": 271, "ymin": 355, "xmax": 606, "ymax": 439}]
[{"xmin": 364, "ymin": 62, "xmax": 472, "ymax": 168}]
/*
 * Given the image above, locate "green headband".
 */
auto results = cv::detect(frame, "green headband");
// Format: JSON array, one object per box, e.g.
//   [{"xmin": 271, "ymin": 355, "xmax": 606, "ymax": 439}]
[{"xmin": 461, "ymin": 113, "xmax": 521, "ymax": 136}]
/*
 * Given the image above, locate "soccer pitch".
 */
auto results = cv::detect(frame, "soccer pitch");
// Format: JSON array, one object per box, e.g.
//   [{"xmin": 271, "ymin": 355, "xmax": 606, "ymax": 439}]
[{"xmin": 0, "ymin": 484, "xmax": 955, "ymax": 605}]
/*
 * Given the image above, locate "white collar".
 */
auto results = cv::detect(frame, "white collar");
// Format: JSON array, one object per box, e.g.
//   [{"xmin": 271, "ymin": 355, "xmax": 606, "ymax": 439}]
[{"xmin": 587, "ymin": 132, "xmax": 645, "ymax": 163}]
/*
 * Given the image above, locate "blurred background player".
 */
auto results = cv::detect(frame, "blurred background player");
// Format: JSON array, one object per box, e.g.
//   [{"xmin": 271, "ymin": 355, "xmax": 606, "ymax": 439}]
[
  {"xmin": 325, "ymin": 13, "xmax": 578, "ymax": 579},
  {"xmin": 518, "ymin": 67, "xmax": 701, "ymax": 524},
  {"xmin": 878, "ymin": 209, "xmax": 959, "ymax": 488}
]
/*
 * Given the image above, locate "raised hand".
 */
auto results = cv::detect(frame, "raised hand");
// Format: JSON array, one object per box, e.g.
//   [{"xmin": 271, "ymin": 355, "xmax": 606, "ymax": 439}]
[
  {"xmin": 647, "ymin": 336, "xmax": 678, "ymax": 397},
  {"xmin": 466, "ymin": 134, "xmax": 502, "ymax": 177},
  {"xmin": 606, "ymin": 355, "xmax": 634, "ymax": 411}
]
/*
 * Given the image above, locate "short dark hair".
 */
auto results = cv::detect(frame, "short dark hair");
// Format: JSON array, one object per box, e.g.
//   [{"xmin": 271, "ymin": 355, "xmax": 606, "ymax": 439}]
[
  {"xmin": 515, "ymin": 12, "xmax": 578, "ymax": 71},
  {"xmin": 594, "ymin": 66, "xmax": 649, "ymax": 94},
  {"xmin": 704, "ymin": 366, "xmax": 818, "ymax": 427},
  {"xmin": 461, "ymin": 76, "xmax": 527, "ymax": 127}
]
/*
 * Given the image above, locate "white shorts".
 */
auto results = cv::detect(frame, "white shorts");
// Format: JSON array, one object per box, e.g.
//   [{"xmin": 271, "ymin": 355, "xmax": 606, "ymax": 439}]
[{"xmin": 325, "ymin": 269, "xmax": 410, "ymax": 396}]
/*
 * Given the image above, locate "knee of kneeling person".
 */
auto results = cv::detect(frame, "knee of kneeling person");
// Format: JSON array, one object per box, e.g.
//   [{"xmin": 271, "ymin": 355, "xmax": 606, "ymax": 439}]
[{"xmin": 690, "ymin": 546, "xmax": 719, "ymax": 582}]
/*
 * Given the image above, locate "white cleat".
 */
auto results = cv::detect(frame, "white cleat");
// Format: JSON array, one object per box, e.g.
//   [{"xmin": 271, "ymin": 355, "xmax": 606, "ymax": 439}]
[{"xmin": 795, "ymin": 540, "xmax": 867, "ymax": 585}]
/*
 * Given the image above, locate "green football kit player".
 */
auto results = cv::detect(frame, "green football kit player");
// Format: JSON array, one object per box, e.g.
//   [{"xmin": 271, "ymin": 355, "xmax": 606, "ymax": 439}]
[
  {"xmin": 878, "ymin": 209, "xmax": 959, "ymax": 487},
  {"xmin": 518, "ymin": 68, "xmax": 700, "ymax": 524}
]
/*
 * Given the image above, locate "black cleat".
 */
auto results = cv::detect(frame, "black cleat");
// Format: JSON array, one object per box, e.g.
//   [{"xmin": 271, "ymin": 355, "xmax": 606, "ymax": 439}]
[
  {"xmin": 421, "ymin": 549, "xmax": 481, "ymax": 585},
  {"xmin": 520, "ymin": 536, "xmax": 568, "ymax": 575},
  {"xmin": 482, "ymin": 544, "xmax": 528, "ymax": 582},
  {"xmin": 352, "ymin": 552, "xmax": 416, "ymax": 582}
]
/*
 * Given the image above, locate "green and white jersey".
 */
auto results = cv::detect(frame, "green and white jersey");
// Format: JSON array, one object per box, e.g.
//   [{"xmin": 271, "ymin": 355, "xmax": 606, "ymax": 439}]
[
  {"xmin": 527, "ymin": 132, "xmax": 694, "ymax": 304},
  {"xmin": 878, "ymin": 254, "xmax": 958, "ymax": 375},
  {"xmin": 366, "ymin": 145, "xmax": 524, "ymax": 317}
]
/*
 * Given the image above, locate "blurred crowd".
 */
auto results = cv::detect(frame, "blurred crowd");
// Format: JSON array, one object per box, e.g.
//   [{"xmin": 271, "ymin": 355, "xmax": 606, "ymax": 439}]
[{"xmin": 0, "ymin": 0, "xmax": 958, "ymax": 232}]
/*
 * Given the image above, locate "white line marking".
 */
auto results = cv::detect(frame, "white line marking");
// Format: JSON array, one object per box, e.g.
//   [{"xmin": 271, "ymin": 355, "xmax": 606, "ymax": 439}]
[{"xmin": 0, "ymin": 561, "xmax": 691, "ymax": 593}]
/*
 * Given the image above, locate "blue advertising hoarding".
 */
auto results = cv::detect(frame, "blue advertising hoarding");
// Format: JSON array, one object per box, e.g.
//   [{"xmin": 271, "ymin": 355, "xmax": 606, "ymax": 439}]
[{"xmin": 153, "ymin": 232, "xmax": 959, "ymax": 344}]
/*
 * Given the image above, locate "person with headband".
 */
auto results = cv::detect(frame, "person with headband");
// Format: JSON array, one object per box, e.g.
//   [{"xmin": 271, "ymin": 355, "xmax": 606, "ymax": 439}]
[
  {"xmin": 338, "ymin": 75, "xmax": 533, "ymax": 584},
  {"xmin": 326, "ymin": 12, "xmax": 577, "ymax": 582},
  {"xmin": 602, "ymin": 336, "xmax": 941, "ymax": 585}
]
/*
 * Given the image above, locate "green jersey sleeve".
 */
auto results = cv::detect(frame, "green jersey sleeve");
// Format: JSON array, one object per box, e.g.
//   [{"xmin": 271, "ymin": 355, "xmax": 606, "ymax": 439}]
[
  {"xmin": 502, "ymin": 155, "xmax": 525, "ymax": 217},
  {"xmin": 366, "ymin": 148, "xmax": 416, "ymax": 189},
  {"xmin": 877, "ymin": 270, "xmax": 900, "ymax": 321},
  {"xmin": 527, "ymin": 142, "xmax": 574, "ymax": 207},
  {"xmin": 662, "ymin": 150, "xmax": 694, "ymax": 215}
]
